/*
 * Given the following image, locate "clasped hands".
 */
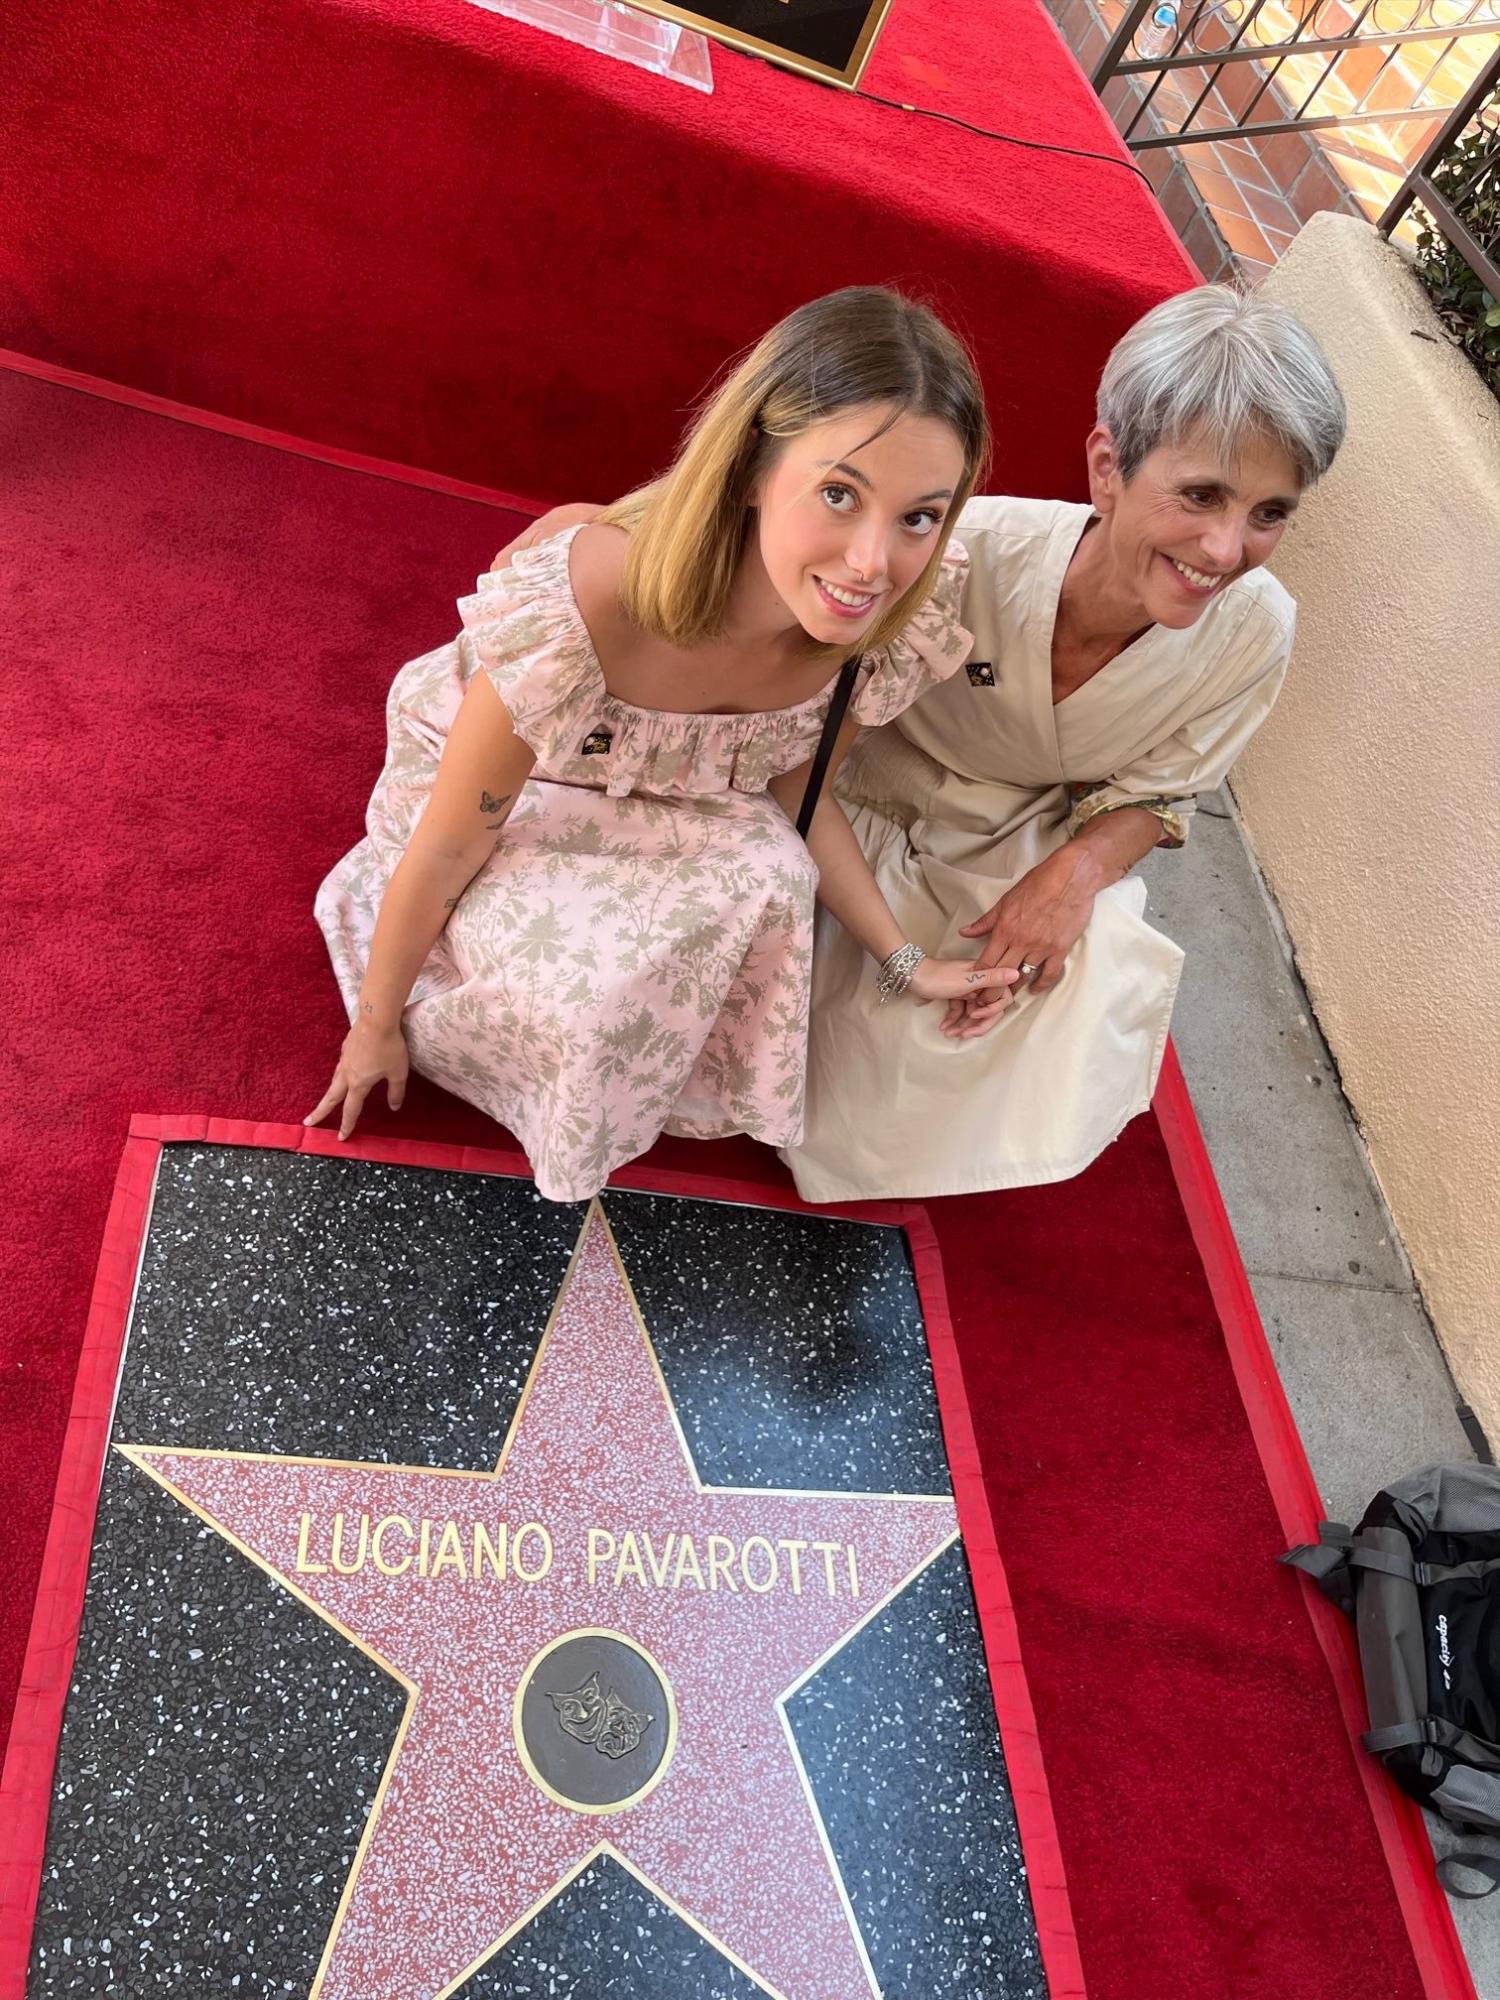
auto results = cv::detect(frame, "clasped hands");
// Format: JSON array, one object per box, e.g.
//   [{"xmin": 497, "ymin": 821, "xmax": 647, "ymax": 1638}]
[{"xmin": 938, "ymin": 846, "xmax": 1097, "ymax": 1038}]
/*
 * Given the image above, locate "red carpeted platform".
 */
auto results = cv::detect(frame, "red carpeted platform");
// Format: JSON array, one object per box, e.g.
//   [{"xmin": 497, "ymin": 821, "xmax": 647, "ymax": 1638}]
[
  {"xmin": 2, "ymin": 0, "xmax": 1191, "ymax": 507},
  {"xmin": 0, "ymin": 361, "xmax": 1472, "ymax": 1999}
]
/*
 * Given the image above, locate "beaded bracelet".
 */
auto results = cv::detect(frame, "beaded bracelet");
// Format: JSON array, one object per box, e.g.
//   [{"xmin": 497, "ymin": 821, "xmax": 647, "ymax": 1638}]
[{"xmin": 876, "ymin": 941, "xmax": 926, "ymax": 1003}]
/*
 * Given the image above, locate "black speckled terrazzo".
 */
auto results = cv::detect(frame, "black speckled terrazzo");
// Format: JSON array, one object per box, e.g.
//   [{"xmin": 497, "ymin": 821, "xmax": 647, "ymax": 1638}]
[
  {"xmin": 452, "ymin": 1855, "xmax": 765, "ymax": 1998},
  {"xmin": 607, "ymin": 1197, "xmax": 951, "ymax": 1496},
  {"xmin": 116, "ymin": 1149, "xmax": 588, "ymax": 1465},
  {"xmin": 25, "ymin": 1143, "xmax": 1046, "ymax": 1999},
  {"xmin": 28, "ymin": 1457, "xmax": 406, "ymax": 1997},
  {"xmin": 786, "ymin": 1542, "xmax": 1045, "ymax": 1999}
]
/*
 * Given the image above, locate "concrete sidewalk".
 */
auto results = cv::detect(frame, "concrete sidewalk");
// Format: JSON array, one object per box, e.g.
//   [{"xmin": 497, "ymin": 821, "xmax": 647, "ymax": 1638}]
[{"xmin": 1142, "ymin": 788, "xmax": 1496, "ymax": 1994}]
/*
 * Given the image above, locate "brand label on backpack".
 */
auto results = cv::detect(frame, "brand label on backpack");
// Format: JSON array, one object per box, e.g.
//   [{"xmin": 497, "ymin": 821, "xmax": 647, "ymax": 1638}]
[{"xmin": 1437, "ymin": 1613, "xmax": 1455, "ymax": 1690}]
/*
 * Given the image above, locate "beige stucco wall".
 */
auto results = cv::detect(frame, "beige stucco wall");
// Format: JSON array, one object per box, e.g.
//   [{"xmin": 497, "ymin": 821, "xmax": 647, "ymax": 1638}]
[{"xmin": 1239, "ymin": 212, "xmax": 1500, "ymax": 1438}]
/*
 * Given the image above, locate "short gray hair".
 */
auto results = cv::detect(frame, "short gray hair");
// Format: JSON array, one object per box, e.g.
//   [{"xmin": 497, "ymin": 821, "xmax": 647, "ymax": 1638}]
[{"xmin": 1097, "ymin": 285, "xmax": 1345, "ymax": 486}]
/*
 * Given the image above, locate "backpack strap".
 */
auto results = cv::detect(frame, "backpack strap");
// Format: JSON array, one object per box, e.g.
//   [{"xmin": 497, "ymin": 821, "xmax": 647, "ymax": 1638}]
[
  {"xmin": 1281, "ymin": 1522, "xmax": 1354, "ymax": 1576},
  {"xmin": 1437, "ymin": 1850, "xmax": 1500, "ymax": 1899},
  {"xmin": 1364, "ymin": 1721, "xmax": 1434, "ymax": 1755},
  {"xmin": 1280, "ymin": 1524, "xmax": 1500, "ymax": 1595},
  {"xmin": 1347, "ymin": 1547, "xmax": 1421, "ymax": 1581},
  {"xmin": 1364, "ymin": 1717, "xmax": 1500, "ymax": 1770},
  {"xmin": 1412, "ymin": 1555, "xmax": 1500, "ymax": 1586},
  {"xmin": 1281, "ymin": 1523, "xmax": 1356, "ymax": 1615},
  {"xmin": 1344, "ymin": 1546, "xmax": 1500, "ymax": 1587}
]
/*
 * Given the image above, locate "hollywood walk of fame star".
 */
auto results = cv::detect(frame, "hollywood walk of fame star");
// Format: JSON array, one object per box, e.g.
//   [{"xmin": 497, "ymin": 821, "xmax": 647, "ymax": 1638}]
[{"xmin": 121, "ymin": 1202, "xmax": 961, "ymax": 2000}]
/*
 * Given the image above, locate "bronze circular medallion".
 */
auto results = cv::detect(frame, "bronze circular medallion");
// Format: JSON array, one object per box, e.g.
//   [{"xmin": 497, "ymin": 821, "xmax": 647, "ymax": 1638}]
[{"xmin": 513, "ymin": 1628, "xmax": 677, "ymax": 1815}]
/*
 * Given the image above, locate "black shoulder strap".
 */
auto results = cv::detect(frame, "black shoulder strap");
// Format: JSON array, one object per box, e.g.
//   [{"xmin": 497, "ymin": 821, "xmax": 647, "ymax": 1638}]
[
  {"xmin": 1438, "ymin": 1850, "xmax": 1500, "ymax": 1899},
  {"xmin": 1364, "ymin": 1716, "xmax": 1500, "ymax": 1770},
  {"xmin": 796, "ymin": 656, "xmax": 861, "ymax": 841}
]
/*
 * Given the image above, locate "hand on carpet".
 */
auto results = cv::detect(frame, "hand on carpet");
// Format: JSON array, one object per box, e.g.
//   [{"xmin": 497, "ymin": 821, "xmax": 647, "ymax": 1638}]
[{"xmin": 304, "ymin": 1019, "xmax": 409, "ymax": 1140}]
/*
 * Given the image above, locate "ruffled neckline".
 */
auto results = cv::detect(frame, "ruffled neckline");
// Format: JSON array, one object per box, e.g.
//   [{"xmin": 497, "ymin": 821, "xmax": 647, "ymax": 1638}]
[{"xmin": 504, "ymin": 526, "xmax": 968, "ymax": 735}]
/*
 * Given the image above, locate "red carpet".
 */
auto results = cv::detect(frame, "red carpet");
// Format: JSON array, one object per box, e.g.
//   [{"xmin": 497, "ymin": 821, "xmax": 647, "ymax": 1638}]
[
  {"xmin": 0, "ymin": 364, "xmax": 1464, "ymax": 1998},
  {"xmin": 2, "ymin": 0, "xmax": 1192, "ymax": 507}
]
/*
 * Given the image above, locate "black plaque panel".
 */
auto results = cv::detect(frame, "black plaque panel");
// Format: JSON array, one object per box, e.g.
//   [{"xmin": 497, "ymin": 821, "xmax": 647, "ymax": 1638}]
[{"xmin": 632, "ymin": 0, "xmax": 894, "ymax": 87}]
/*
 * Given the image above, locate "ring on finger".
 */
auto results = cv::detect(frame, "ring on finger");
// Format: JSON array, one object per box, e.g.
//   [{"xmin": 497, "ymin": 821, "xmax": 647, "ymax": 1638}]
[{"xmin": 1018, "ymin": 961, "xmax": 1038, "ymax": 977}]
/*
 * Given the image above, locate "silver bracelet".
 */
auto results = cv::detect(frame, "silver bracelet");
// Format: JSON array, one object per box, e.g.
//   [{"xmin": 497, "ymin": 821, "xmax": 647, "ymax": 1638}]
[{"xmin": 876, "ymin": 941, "xmax": 926, "ymax": 1003}]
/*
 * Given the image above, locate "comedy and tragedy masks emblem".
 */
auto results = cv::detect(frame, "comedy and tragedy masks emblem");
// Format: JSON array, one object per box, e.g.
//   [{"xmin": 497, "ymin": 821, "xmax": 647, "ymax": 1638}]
[{"xmin": 548, "ymin": 1671, "xmax": 652, "ymax": 1760}]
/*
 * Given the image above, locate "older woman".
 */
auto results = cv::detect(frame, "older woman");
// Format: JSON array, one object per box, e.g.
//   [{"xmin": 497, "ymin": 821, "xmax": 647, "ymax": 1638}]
[{"xmin": 496, "ymin": 285, "xmax": 1345, "ymax": 1202}]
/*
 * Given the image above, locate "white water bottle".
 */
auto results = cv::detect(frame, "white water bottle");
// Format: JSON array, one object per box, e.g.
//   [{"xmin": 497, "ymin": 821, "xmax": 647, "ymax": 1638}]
[{"xmin": 1137, "ymin": 0, "xmax": 1180, "ymax": 57}]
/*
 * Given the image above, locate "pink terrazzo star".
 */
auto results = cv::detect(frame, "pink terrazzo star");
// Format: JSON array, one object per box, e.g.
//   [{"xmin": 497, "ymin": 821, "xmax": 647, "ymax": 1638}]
[{"xmin": 122, "ymin": 1202, "xmax": 959, "ymax": 2000}]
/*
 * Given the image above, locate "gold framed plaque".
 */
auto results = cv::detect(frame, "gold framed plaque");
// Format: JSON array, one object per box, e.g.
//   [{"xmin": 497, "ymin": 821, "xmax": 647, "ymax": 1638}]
[{"xmin": 626, "ymin": 0, "xmax": 895, "ymax": 87}]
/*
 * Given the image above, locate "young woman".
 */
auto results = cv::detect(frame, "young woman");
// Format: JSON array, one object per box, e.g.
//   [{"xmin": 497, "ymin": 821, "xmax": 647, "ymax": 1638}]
[{"xmin": 306, "ymin": 287, "xmax": 1013, "ymax": 1199}]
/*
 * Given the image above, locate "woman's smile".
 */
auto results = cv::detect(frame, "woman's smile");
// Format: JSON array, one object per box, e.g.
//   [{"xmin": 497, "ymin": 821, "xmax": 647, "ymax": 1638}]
[
  {"xmin": 1159, "ymin": 551, "xmax": 1231, "ymax": 599},
  {"xmin": 813, "ymin": 574, "xmax": 883, "ymax": 620}
]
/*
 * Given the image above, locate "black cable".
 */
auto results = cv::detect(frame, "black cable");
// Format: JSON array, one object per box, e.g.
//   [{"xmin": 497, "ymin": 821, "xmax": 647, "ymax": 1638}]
[{"xmin": 855, "ymin": 87, "xmax": 1157, "ymax": 195}]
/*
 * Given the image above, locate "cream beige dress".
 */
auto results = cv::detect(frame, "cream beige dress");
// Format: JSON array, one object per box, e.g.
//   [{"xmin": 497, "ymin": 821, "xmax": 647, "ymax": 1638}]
[{"xmin": 784, "ymin": 495, "xmax": 1296, "ymax": 1203}]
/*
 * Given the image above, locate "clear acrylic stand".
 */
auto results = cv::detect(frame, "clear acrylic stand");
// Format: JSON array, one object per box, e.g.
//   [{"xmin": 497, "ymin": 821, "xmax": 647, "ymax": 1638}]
[{"xmin": 467, "ymin": 0, "xmax": 714, "ymax": 93}]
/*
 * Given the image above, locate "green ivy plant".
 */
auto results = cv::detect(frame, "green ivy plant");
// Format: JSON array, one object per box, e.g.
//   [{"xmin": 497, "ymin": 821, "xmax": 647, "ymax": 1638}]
[{"xmin": 1412, "ymin": 113, "xmax": 1500, "ymax": 402}]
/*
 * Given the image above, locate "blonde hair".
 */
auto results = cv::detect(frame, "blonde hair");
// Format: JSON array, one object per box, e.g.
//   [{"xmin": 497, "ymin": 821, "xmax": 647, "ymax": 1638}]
[{"xmin": 599, "ymin": 287, "xmax": 989, "ymax": 660}]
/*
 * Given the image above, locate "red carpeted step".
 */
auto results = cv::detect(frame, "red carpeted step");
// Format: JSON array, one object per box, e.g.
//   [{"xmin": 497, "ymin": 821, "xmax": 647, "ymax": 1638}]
[
  {"xmin": 0, "ymin": 364, "xmax": 1443, "ymax": 2000},
  {"xmin": 0, "ymin": 0, "xmax": 1192, "ymax": 507}
]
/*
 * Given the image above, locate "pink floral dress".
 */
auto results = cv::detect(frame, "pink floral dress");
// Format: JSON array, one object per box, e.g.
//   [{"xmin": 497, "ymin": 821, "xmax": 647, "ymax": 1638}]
[{"xmin": 315, "ymin": 529, "xmax": 973, "ymax": 1200}]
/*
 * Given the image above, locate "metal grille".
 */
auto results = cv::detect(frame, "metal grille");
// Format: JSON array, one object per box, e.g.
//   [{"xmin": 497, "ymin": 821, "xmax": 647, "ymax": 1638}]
[
  {"xmin": 1380, "ymin": 46, "xmax": 1500, "ymax": 294},
  {"xmin": 1092, "ymin": 0, "xmax": 1500, "ymax": 151}
]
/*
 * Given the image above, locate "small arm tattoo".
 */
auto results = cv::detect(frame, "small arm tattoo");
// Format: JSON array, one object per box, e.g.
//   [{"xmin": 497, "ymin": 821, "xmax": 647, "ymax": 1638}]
[
  {"xmin": 443, "ymin": 898, "xmax": 460, "ymax": 911},
  {"xmin": 480, "ymin": 790, "xmax": 511, "ymax": 816}
]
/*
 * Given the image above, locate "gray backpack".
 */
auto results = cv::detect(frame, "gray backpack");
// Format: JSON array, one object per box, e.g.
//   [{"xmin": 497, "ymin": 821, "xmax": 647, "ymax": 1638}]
[{"xmin": 1284, "ymin": 1462, "xmax": 1500, "ymax": 1896}]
